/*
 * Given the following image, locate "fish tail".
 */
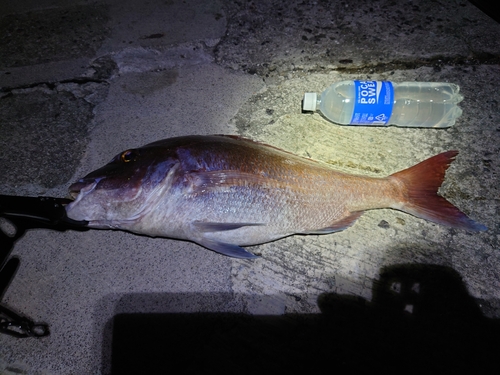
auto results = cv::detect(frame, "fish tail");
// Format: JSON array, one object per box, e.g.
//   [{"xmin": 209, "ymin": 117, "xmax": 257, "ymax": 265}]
[{"xmin": 390, "ymin": 151, "xmax": 487, "ymax": 231}]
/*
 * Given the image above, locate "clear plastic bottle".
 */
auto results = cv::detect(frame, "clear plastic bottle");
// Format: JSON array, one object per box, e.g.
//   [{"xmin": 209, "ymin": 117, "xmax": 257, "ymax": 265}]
[{"xmin": 302, "ymin": 80, "xmax": 463, "ymax": 128}]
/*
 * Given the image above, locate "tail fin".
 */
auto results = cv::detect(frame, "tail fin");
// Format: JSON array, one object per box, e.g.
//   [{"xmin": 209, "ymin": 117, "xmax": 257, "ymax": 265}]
[{"xmin": 390, "ymin": 151, "xmax": 487, "ymax": 231}]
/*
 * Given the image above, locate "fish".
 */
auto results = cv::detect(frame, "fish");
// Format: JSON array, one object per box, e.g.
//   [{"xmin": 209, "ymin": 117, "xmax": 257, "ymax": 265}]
[{"xmin": 66, "ymin": 135, "xmax": 487, "ymax": 258}]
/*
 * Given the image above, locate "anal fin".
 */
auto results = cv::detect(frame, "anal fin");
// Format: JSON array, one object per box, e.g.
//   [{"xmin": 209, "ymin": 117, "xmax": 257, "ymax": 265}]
[{"xmin": 304, "ymin": 211, "xmax": 363, "ymax": 234}]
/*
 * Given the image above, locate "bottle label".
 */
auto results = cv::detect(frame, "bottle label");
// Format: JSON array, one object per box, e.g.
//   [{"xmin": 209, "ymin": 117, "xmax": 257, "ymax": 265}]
[{"xmin": 350, "ymin": 81, "xmax": 394, "ymax": 125}]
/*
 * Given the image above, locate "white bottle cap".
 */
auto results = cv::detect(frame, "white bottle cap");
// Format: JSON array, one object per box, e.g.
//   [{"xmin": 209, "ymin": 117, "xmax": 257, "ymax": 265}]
[{"xmin": 302, "ymin": 92, "xmax": 317, "ymax": 111}]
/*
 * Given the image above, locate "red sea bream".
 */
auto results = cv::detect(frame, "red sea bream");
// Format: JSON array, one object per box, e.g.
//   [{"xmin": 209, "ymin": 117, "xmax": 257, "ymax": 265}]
[{"xmin": 66, "ymin": 135, "xmax": 486, "ymax": 258}]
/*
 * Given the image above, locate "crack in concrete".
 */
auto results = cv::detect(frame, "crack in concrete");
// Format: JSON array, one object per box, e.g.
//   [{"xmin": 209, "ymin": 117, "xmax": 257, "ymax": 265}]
[
  {"xmin": 0, "ymin": 77, "xmax": 109, "ymax": 95},
  {"xmin": 237, "ymin": 52, "xmax": 500, "ymax": 78},
  {"xmin": 333, "ymin": 52, "xmax": 500, "ymax": 74}
]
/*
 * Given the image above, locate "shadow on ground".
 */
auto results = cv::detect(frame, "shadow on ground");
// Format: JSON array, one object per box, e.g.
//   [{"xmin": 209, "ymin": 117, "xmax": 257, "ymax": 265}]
[{"xmin": 107, "ymin": 264, "xmax": 499, "ymax": 374}]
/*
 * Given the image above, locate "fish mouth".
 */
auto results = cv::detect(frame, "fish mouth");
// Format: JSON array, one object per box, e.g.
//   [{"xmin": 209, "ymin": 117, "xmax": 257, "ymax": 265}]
[{"xmin": 68, "ymin": 177, "xmax": 103, "ymax": 199}]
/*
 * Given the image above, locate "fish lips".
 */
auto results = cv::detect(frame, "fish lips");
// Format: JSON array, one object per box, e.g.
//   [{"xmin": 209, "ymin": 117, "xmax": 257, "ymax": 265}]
[
  {"xmin": 68, "ymin": 177, "xmax": 103, "ymax": 199},
  {"xmin": 68, "ymin": 173, "xmax": 145, "ymax": 203}
]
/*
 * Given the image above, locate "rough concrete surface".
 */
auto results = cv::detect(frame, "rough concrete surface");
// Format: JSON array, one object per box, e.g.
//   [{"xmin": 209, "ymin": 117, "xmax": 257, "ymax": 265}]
[{"xmin": 0, "ymin": 0, "xmax": 499, "ymax": 374}]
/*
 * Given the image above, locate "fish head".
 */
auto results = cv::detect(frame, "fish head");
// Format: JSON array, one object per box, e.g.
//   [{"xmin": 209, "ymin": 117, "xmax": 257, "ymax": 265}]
[{"xmin": 66, "ymin": 144, "xmax": 178, "ymax": 228}]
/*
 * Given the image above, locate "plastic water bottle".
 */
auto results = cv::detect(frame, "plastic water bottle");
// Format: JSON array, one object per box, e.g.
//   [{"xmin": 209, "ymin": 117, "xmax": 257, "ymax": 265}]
[{"xmin": 302, "ymin": 80, "xmax": 463, "ymax": 128}]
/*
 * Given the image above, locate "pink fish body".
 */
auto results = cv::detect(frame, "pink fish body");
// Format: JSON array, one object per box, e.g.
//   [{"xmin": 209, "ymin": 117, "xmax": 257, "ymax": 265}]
[{"xmin": 66, "ymin": 135, "xmax": 486, "ymax": 258}]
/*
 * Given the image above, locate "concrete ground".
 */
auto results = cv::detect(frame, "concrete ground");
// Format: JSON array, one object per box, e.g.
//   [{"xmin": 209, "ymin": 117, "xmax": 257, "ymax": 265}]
[{"xmin": 1, "ymin": 0, "xmax": 499, "ymax": 373}]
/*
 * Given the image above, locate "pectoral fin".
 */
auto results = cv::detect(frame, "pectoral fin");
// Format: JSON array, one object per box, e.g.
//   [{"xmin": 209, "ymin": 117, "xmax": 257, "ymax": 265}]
[
  {"xmin": 193, "ymin": 221, "xmax": 264, "ymax": 232},
  {"xmin": 187, "ymin": 170, "xmax": 272, "ymax": 192}
]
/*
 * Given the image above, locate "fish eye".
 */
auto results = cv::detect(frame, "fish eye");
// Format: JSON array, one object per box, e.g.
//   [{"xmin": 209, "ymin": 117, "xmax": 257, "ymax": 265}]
[{"xmin": 120, "ymin": 150, "xmax": 138, "ymax": 163}]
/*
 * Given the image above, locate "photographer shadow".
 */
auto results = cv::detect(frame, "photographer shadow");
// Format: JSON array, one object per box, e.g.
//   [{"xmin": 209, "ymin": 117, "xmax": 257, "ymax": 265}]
[{"xmin": 109, "ymin": 263, "xmax": 499, "ymax": 374}]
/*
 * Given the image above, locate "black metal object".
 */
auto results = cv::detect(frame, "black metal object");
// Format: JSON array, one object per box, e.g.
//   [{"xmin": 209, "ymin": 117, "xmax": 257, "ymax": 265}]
[
  {"xmin": 0, "ymin": 196, "xmax": 87, "ymax": 229},
  {"xmin": 0, "ymin": 195, "xmax": 88, "ymax": 338},
  {"xmin": 0, "ymin": 300, "xmax": 50, "ymax": 338}
]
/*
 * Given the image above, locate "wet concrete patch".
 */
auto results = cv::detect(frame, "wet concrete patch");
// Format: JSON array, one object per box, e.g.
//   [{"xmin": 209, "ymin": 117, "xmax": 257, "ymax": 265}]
[
  {"xmin": 119, "ymin": 69, "xmax": 178, "ymax": 96},
  {"xmin": 0, "ymin": 3, "xmax": 109, "ymax": 68},
  {"xmin": 0, "ymin": 85, "xmax": 96, "ymax": 191}
]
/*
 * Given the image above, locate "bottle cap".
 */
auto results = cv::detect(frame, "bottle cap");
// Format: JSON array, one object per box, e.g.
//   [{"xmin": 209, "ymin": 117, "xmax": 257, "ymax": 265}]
[{"xmin": 302, "ymin": 93, "xmax": 317, "ymax": 111}]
